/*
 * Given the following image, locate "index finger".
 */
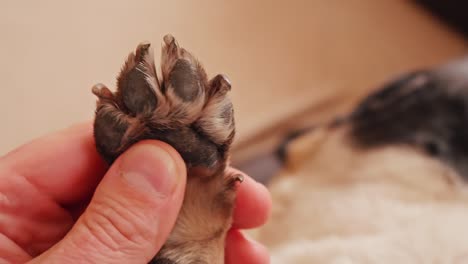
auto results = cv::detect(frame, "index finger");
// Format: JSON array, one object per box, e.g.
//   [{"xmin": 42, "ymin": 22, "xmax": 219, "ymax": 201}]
[
  {"xmin": 1, "ymin": 122, "xmax": 107, "ymax": 205},
  {"xmin": 231, "ymin": 170, "xmax": 272, "ymax": 229}
]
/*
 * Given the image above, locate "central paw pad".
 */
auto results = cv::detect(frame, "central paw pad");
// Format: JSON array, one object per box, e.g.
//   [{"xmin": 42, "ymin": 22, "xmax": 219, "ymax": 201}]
[{"xmin": 92, "ymin": 35, "xmax": 239, "ymax": 264}]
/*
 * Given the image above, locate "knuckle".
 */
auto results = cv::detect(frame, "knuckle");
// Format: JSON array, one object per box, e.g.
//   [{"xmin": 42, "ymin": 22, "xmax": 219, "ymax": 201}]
[{"xmin": 81, "ymin": 195, "xmax": 156, "ymax": 252}]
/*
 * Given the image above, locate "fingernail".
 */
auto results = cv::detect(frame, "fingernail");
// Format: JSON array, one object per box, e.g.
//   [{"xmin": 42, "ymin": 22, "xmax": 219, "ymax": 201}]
[{"xmin": 120, "ymin": 143, "xmax": 180, "ymax": 196}]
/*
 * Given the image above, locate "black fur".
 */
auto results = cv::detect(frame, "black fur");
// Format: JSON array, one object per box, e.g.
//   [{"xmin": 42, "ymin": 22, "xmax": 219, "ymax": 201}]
[
  {"xmin": 149, "ymin": 257, "xmax": 177, "ymax": 264},
  {"xmin": 145, "ymin": 126, "xmax": 220, "ymax": 168},
  {"xmin": 348, "ymin": 60, "xmax": 468, "ymax": 179}
]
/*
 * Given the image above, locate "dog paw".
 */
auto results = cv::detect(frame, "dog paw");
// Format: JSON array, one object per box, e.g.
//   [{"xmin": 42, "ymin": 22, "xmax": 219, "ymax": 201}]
[{"xmin": 92, "ymin": 35, "xmax": 238, "ymax": 264}]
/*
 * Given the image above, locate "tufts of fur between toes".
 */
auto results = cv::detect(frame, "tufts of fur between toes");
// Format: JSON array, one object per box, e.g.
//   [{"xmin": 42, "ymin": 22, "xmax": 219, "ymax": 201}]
[{"xmin": 92, "ymin": 35, "xmax": 240, "ymax": 264}]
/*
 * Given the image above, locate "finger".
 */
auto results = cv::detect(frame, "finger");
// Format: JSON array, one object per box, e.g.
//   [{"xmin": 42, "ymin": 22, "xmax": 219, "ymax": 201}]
[
  {"xmin": 1, "ymin": 122, "xmax": 107, "ymax": 205},
  {"xmin": 0, "ymin": 233, "xmax": 32, "ymax": 263},
  {"xmin": 231, "ymin": 170, "xmax": 272, "ymax": 229},
  {"xmin": 225, "ymin": 229, "xmax": 270, "ymax": 264},
  {"xmin": 30, "ymin": 140, "xmax": 187, "ymax": 264}
]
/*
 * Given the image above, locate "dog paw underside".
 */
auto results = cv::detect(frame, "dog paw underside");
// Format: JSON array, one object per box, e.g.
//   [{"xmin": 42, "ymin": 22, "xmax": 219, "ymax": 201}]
[{"xmin": 92, "ymin": 35, "xmax": 241, "ymax": 264}]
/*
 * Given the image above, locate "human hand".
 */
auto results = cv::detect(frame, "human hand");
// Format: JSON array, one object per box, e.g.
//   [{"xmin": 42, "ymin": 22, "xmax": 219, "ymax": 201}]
[{"xmin": 0, "ymin": 123, "xmax": 271, "ymax": 263}]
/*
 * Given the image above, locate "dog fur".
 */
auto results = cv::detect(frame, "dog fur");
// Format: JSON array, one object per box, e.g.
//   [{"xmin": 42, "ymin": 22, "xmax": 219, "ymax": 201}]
[{"xmin": 254, "ymin": 58, "xmax": 468, "ymax": 263}]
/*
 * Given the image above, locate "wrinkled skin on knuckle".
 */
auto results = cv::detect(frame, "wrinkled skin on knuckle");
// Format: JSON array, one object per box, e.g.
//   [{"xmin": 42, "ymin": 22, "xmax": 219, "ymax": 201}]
[{"xmin": 81, "ymin": 194, "xmax": 157, "ymax": 253}]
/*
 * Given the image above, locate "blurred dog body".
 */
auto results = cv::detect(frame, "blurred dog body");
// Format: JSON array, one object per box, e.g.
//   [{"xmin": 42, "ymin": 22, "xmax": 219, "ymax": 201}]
[{"xmin": 254, "ymin": 58, "xmax": 468, "ymax": 263}]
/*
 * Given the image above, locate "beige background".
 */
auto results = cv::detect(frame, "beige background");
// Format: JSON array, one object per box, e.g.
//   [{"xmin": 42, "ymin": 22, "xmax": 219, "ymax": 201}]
[{"xmin": 1, "ymin": 1, "xmax": 467, "ymax": 155}]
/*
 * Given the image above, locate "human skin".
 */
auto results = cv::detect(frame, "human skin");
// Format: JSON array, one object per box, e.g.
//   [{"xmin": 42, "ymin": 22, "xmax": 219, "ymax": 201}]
[{"xmin": 0, "ymin": 122, "xmax": 271, "ymax": 264}]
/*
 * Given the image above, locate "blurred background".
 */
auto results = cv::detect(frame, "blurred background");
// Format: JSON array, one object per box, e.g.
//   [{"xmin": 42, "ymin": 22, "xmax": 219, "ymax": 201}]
[{"xmin": 1, "ymin": 1, "xmax": 467, "ymax": 166}]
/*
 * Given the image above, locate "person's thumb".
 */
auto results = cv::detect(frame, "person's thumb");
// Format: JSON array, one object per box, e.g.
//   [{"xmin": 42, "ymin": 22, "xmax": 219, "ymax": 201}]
[{"xmin": 32, "ymin": 140, "xmax": 187, "ymax": 264}]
